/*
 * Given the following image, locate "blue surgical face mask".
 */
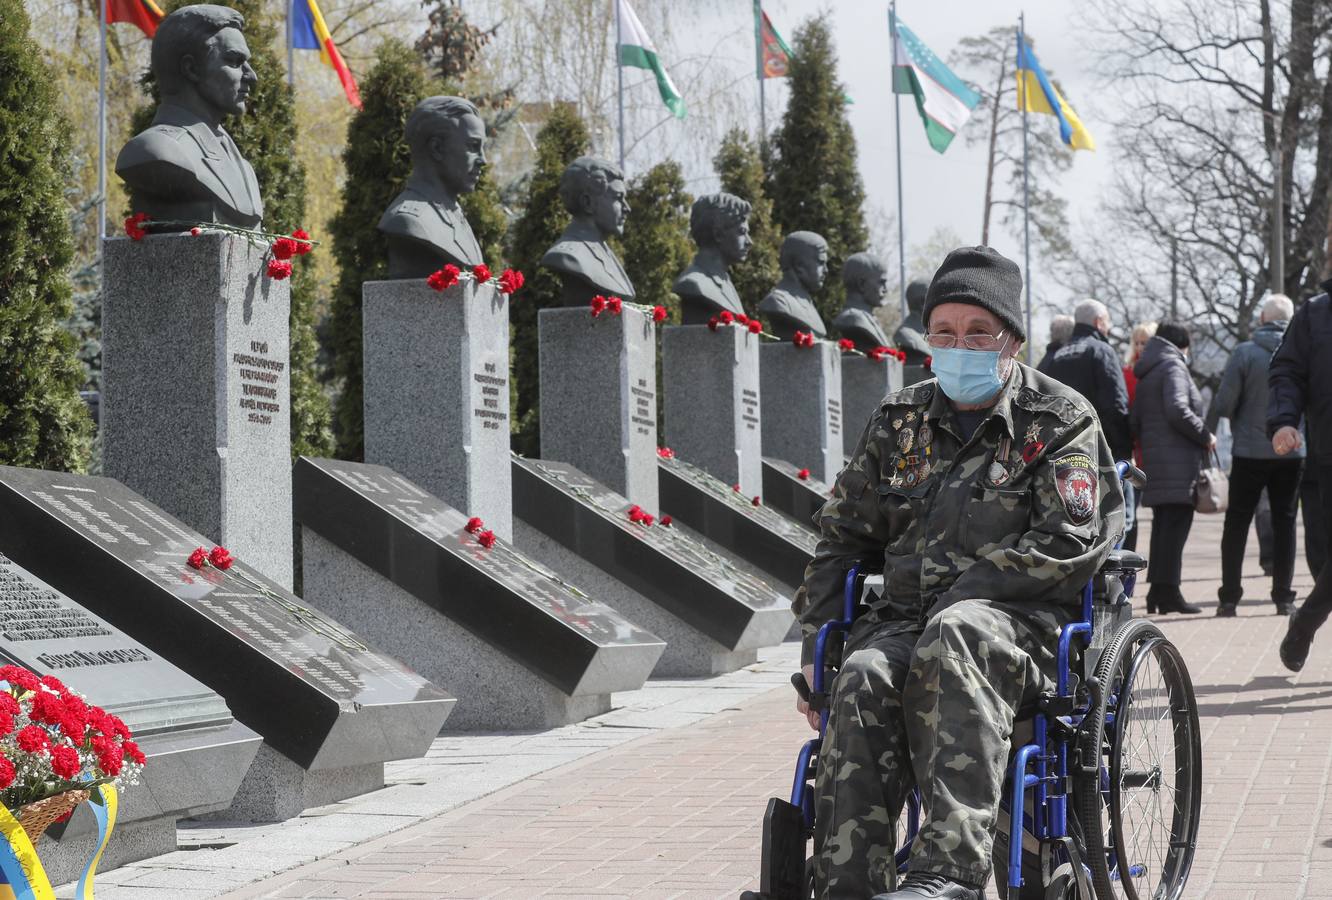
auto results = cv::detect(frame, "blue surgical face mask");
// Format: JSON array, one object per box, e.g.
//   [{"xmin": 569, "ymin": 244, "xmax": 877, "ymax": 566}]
[{"xmin": 931, "ymin": 345, "xmax": 1008, "ymax": 405}]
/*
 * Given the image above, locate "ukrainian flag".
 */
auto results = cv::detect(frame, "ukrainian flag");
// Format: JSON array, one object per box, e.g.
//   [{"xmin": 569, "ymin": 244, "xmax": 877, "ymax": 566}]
[
  {"xmin": 290, "ymin": 0, "xmax": 362, "ymax": 110},
  {"xmin": 1016, "ymin": 32, "xmax": 1093, "ymax": 151}
]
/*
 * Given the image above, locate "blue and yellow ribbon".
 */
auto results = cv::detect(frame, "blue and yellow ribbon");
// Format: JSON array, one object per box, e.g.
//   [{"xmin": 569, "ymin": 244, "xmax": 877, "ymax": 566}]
[
  {"xmin": 76, "ymin": 785, "xmax": 117, "ymax": 900},
  {"xmin": 0, "ymin": 784, "xmax": 117, "ymax": 900}
]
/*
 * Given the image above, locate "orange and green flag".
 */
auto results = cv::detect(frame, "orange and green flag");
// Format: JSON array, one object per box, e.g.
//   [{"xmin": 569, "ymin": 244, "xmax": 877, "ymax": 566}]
[{"xmin": 754, "ymin": 1, "xmax": 791, "ymax": 79}]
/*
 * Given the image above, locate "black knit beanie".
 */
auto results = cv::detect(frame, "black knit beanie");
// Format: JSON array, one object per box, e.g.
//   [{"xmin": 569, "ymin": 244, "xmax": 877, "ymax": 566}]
[{"xmin": 922, "ymin": 246, "xmax": 1026, "ymax": 341}]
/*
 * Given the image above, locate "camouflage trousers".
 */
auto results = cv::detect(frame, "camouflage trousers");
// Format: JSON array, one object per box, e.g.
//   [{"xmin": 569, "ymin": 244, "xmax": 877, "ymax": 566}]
[{"xmin": 811, "ymin": 598, "xmax": 1069, "ymax": 899}]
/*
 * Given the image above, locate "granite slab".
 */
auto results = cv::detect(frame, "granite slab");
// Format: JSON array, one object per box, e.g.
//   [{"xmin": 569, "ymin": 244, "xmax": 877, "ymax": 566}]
[{"xmin": 760, "ymin": 457, "xmax": 833, "ymax": 534}]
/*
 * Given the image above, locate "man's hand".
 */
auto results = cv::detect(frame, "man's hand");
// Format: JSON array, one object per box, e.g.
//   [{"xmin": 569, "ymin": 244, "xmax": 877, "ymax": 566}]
[
  {"xmin": 1206, "ymin": 433, "xmax": 1218, "ymax": 452},
  {"xmin": 1273, "ymin": 426, "xmax": 1302, "ymax": 456},
  {"xmin": 795, "ymin": 663, "xmax": 820, "ymax": 731}
]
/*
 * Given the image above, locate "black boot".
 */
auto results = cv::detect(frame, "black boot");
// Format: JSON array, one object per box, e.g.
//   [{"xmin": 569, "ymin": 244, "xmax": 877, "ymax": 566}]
[
  {"xmin": 1149, "ymin": 587, "xmax": 1202, "ymax": 615},
  {"xmin": 1281, "ymin": 609, "xmax": 1316, "ymax": 672},
  {"xmin": 870, "ymin": 872, "xmax": 983, "ymax": 899},
  {"xmin": 1216, "ymin": 604, "xmax": 1238, "ymax": 617}
]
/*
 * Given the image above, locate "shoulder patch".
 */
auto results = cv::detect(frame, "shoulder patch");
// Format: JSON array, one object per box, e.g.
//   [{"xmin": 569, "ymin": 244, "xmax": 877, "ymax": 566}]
[{"xmin": 1053, "ymin": 452, "xmax": 1097, "ymax": 526}]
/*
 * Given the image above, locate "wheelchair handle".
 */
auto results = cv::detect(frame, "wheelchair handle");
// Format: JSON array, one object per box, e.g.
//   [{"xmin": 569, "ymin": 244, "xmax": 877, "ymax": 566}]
[
  {"xmin": 1116, "ymin": 461, "xmax": 1147, "ymax": 489},
  {"xmin": 790, "ymin": 672, "xmax": 810, "ymax": 702}
]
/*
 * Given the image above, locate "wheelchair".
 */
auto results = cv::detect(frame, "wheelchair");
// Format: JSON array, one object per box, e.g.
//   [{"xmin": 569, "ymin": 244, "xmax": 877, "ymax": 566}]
[{"xmin": 745, "ymin": 463, "xmax": 1202, "ymax": 900}]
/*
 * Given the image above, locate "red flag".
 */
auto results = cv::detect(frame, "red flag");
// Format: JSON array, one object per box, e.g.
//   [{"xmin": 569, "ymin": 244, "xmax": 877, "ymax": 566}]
[
  {"xmin": 106, "ymin": 0, "xmax": 165, "ymax": 37},
  {"xmin": 758, "ymin": 10, "xmax": 792, "ymax": 79}
]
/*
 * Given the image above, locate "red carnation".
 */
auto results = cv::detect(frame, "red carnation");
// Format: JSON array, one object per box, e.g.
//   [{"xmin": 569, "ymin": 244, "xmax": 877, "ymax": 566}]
[
  {"xmin": 607, "ymin": 296, "xmax": 623, "ymax": 315},
  {"xmin": 797, "ymin": 468, "xmax": 811, "ymax": 480},
  {"xmin": 627, "ymin": 504, "xmax": 645, "ymax": 523},
  {"xmin": 752, "ymin": 496, "xmax": 762, "ymax": 506},
  {"xmin": 30, "ymin": 690, "xmax": 63, "ymax": 725},
  {"xmin": 793, "ymin": 331, "xmax": 812, "ymax": 348},
  {"xmin": 590, "ymin": 295, "xmax": 608, "ymax": 317},
  {"xmin": 0, "ymin": 694, "xmax": 19, "ymax": 717},
  {"xmin": 719, "ymin": 310, "xmax": 735, "ymax": 325},
  {"xmin": 92, "ymin": 735, "xmax": 123, "ymax": 776},
  {"xmin": 266, "ymin": 259, "xmax": 293, "ymax": 280},
  {"xmin": 652, "ymin": 305, "xmax": 667, "ymax": 323},
  {"xmin": 50, "ymin": 745, "xmax": 80, "ymax": 780},
  {"xmin": 924, "ymin": 355, "xmax": 933, "ymax": 369},
  {"xmin": 465, "ymin": 517, "xmax": 484, "ymax": 534},
  {"xmin": 0, "ymin": 758, "xmax": 14, "ymax": 790},
  {"xmin": 0, "ymin": 666, "xmax": 38, "ymax": 693},
  {"xmin": 736, "ymin": 313, "xmax": 750, "ymax": 325},
  {"xmin": 497, "ymin": 268, "xmax": 524, "ymax": 295},
  {"xmin": 641, "ymin": 513, "xmax": 656, "ymax": 527},
  {"xmin": 747, "ymin": 319, "xmax": 762, "ymax": 335},
  {"xmin": 107, "ymin": 715, "xmax": 131, "ymax": 741},
  {"xmin": 472, "ymin": 264, "xmax": 492, "ymax": 283},
  {"xmin": 39, "ymin": 674, "xmax": 67, "ymax": 695},
  {"xmin": 123, "ymin": 740, "xmax": 146, "ymax": 765},
  {"xmin": 291, "ymin": 229, "xmax": 313, "ymax": 255},
  {"xmin": 0, "ymin": 711, "xmax": 13, "ymax": 738},
  {"xmin": 657, "ymin": 446, "xmax": 675, "ymax": 459},
  {"xmin": 732, "ymin": 484, "xmax": 741, "ymax": 492},
  {"xmin": 427, "ymin": 264, "xmax": 461, "ymax": 292},
  {"xmin": 189, "ymin": 227, "xmax": 202, "ymax": 236},
  {"xmin": 124, "ymin": 212, "xmax": 150, "ymax": 241},
  {"xmin": 708, "ymin": 316, "xmax": 720, "ymax": 332},
  {"xmin": 88, "ymin": 708, "xmax": 114, "ymax": 737},
  {"xmin": 271, "ymin": 237, "xmax": 298, "ymax": 260},
  {"xmin": 477, "ymin": 530, "xmax": 497, "ymax": 549},
  {"xmin": 660, "ymin": 515, "xmax": 673, "ymax": 527},
  {"xmin": 16, "ymin": 725, "xmax": 48, "ymax": 754},
  {"xmin": 838, "ymin": 338, "xmax": 855, "ymax": 351},
  {"xmin": 209, "ymin": 546, "xmax": 235, "ymax": 570},
  {"xmin": 187, "ymin": 547, "xmax": 208, "ymax": 570}
]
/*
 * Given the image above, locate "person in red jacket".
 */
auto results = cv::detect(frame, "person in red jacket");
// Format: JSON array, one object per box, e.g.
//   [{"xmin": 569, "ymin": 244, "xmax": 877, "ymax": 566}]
[{"xmin": 1121, "ymin": 321, "xmax": 1156, "ymax": 550}]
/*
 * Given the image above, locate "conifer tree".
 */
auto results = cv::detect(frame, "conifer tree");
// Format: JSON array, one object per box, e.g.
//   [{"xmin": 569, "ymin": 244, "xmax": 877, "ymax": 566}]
[
  {"xmin": 327, "ymin": 40, "xmax": 430, "ymax": 460},
  {"xmin": 504, "ymin": 103, "xmax": 589, "ymax": 457},
  {"xmin": 614, "ymin": 162, "xmax": 693, "ymax": 318},
  {"xmin": 0, "ymin": 0, "xmax": 93, "ymax": 471},
  {"xmin": 132, "ymin": 0, "xmax": 333, "ymax": 458},
  {"xmin": 766, "ymin": 15, "xmax": 869, "ymax": 326},
  {"xmin": 714, "ymin": 129, "xmax": 780, "ymax": 318}
]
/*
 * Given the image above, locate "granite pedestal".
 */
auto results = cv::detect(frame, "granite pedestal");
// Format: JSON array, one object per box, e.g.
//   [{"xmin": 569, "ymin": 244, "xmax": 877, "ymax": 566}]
[
  {"xmin": 842, "ymin": 355, "xmax": 904, "ymax": 456},
  {"xmin": 294, "ymin": 458, "xmax": 665, "ymax": 730},
  {"xmin": 0, "ymin": 465, "xmax": 454, "ymax": 823},
  {"xmin": 759, "ymin": 342, "xmax": 842, "ymax": 484},
  {"xmin": 761, "ymin": 458, "xmax": 833, "ymax": 533},
  {"xmin": 538, "ymin": 306, "xmax": 659, "ymax": 512},
  {"xmin": 512, "ymin": 457, "xmax": 792, "ymax": 676},
  {"xmin": 102, "ymin": 232, "xmax": 293, "ymax": 589},
  {"xmin": 363, "ymin": 279, "xmax": 513, "ymax": 542},
  {"xmin": 661, "ymin": 324, "xmax": 762, "ymax": 496},
  {"xmin": 656, "ymin": 456, "xmax": 815, "ymax": 595},
  {"xmin": 0, "ymin": 553, "xmax": 260, "ymax": 882}
]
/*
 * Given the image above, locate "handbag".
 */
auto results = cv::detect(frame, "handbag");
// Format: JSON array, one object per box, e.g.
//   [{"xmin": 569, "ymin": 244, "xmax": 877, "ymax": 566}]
[{"xmin": 1194, "ymin": 450, "xmax": 1229, "ymax": 514}]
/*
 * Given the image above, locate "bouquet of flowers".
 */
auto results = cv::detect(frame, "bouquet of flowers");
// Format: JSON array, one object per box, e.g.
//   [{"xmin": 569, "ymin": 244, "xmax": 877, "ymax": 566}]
[{"xmin": 0, "ymin": 665, "xmax": 144, "ymax": 842}]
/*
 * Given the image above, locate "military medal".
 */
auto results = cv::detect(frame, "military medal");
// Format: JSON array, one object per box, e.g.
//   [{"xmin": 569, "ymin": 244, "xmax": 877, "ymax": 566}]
[
  {"xmin": 918, "ymin": 424, "xmax": 933, "ymax": 448},
  {"xmin": 905, "ymin": 468, "xmax": 918, "ymax": 487},
  {"xmin": 905, "ymin": 411, "xmax": 917, "ymax": 423},
  {"xmin": 988, "ymin": 461, "xmax": 1010, "ymax": 485},
  {"xmin": 893, "ymin": 418, "xmax": 903, "ymax": 429},
  {"xmin": 1022, "ymin": 423, "xmax": 1044, "ymax": 464},
  {"xmin": 898, "ymin": 429, "xmax": 914, "ymax": 454}
]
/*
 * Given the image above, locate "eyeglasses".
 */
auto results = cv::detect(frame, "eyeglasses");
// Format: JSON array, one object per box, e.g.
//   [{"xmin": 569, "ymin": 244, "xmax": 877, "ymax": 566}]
[{"xmin": 925, "ymin": 330, "xmax": 1008, "ymax": 351}]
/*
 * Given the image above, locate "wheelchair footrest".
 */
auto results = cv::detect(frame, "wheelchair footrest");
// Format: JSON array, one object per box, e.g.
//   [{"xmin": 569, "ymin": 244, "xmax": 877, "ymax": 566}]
[{"xmin": 759, "ymin": 797, "xmax": 808, "ymax": 900}]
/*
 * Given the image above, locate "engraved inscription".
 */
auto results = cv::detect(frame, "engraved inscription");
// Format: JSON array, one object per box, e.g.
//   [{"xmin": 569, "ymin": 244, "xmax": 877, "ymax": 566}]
[
  {"xmin": 473, "ymin": 361, "xmax": 509, "ymax": 431},
  {"xmin": 741, "ymin": 388, "xmax": 760, "ymax": 432},
  {"xmin": 234, "ymin": 340, "xmax": 286, "ymax": 427},
  {"xmin": 630, "ymin": 377, "xmax": 656, "ymax": 437},
  {"xmin": 827, "ymin": 397, "xmax": 841, "ymax": 438}
]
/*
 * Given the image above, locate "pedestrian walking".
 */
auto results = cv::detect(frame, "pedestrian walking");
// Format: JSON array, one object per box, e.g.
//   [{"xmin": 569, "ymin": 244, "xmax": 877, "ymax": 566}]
[
  {"xmin": 1268, "ymin": 288, "xmax": 1332, "ymax": 669},
  {"xmin": 1121, "ymin": 321, "xmax": 1156, "ymax": 551},
  {"xmin": 1131, "ymin": 321, "xmax": 1216, "ymax": 615},
  {"xmin": 1042, "ymin": 299, "xmax": 1132, "ymax": 461},
  {"xmin": 1035, "ymin": 313, "xmax": 1074, "ymax": 373},
  {"xmin": 1205, "ymin": 295, "xmax": 1301, "ymax": 616}
]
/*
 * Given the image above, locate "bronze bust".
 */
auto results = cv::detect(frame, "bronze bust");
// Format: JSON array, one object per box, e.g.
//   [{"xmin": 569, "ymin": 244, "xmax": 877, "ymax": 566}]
[
  {"xmin": 758, "ymin": 231, "xmax": 829, "ymax": 340},
  {"xmin": 541, "ymin": 157, "xmax": 636, "ymax": 305},
  {"xmin": 379, "ymin": 96, "xmax": 487, "ymax": 279},
  {"xmin": 672, "ymin": 193, "xmax": 752, "ymax": 325},
  {"xmin": 833, "ymin": 252, "xmax": 891, "ymax": 352},
  {"xmin": 116, "ymin": 4, "xmax": 263, "ymax": 229},
  {"xmin": 894, "ymin": 278, "xmax": 932, "ymax": 365}
]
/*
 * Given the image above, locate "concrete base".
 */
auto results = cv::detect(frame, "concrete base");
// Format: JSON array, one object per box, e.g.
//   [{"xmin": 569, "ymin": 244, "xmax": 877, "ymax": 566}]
[
  {"xmin": 514, "ymin": 520, "xmax": 758, "ymax": 677},
  {"xmin": 301, "ymin": 529, "xmax": 612, "ymax": 731},
  {"xmin": 211, "ymin": 743, "xmax": 385, "ymax": 823},
  {"xmin": 38, "ymin": 814, "xmax": 177, "ymax": 886}
]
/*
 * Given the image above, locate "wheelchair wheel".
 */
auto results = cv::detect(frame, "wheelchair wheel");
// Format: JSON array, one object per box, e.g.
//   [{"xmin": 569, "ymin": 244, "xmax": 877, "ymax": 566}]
[{"xmin": 1075, "ymin": 618, "xmax": 1201, "ymax": 900}]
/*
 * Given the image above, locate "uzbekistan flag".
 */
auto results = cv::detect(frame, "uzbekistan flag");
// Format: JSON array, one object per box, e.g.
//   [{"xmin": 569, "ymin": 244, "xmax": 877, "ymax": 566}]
[
  {"xmin": 106, "ymin": 0, "xmax": 164, "ymax": 38},
  {"xmin": 1016, "ymin": 32, "xmax": 1094, "ymax": 151},
  {"xmin": 891, "ymin": 13, "xmax": 980, "ymax": 154},
  {"xmin": 290, "ymin": 0, "xmax": 362, "ymax": 110},
  {"xmin": 754, "ymin": 2, "xmax": 792, "ymax": 79},
  {"xmin": 617, "ymin": 0, "xmax": 685, "ymax": 119}
]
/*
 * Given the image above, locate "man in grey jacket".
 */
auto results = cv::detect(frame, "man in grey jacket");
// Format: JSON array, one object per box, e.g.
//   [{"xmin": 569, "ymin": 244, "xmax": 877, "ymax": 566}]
[{"xmin": 1207, "ymin": 295, "xmax": 1303, "ymax": 615}]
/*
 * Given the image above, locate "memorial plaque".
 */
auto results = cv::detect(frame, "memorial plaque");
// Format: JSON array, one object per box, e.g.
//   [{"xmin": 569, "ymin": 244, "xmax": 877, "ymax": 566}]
[
  {"xmin": 760, "ymin": 341, "xmax": 843, "ymax": 484},
  {"xmin": 0, "ymin": 465, "xmax": 453, "ymax": 777},
  {"xmin": 293, "ymin": 457, "xmax": 664, "ymax": 727},
  {"xmin": 761, "ymin": 458, "xmax": 832, "ymax": 534},
  {"xmin": 512, "ymin": 457, "xmax": 792, "ymax": 660},
  {"xmin": 657, "ymin": 456, "xmax": 816, "ymax": 592}
]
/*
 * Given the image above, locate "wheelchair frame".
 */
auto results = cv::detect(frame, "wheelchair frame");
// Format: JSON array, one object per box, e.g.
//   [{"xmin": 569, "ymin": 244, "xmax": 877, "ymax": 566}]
[{"xmin": 770, "ymin": 461, "xmax": 1197, "ymax": 899}]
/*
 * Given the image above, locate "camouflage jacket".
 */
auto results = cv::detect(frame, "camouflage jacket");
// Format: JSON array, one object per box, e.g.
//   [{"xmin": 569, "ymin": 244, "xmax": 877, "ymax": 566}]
[{"xmin": 794, "ymin": 363, "xmax": 1125, "ymax": 663}]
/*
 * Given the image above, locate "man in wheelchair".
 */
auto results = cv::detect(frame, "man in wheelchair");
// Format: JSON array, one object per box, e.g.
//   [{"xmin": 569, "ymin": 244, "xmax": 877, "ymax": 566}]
[{"xmin": 794, "ymin": 248, "xmax": 1124, "ymax": 899}]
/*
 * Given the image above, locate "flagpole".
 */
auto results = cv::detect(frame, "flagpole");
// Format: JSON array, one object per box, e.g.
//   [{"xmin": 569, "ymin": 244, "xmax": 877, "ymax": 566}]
[
  {"xmin": 97, "ymin": 0, "xmax": 108, "ymax": 247},
  {"xmin": 287, "ymin": 0, "xmax": 295, "ymax": 87},
  {"xmin": 890, "ymin": 1, "xmax": 906, "ymax": 320},
  {"xmin": 615, "ymin": 0, "xmax": 626, "ymax": 172},
  {"xmin": 755, "ymin": 0, "xmax": 766, "ymax": 145},
  {"xmin": 1019, "ymin": 12, "xmax": 1033, "ymax": 358}
]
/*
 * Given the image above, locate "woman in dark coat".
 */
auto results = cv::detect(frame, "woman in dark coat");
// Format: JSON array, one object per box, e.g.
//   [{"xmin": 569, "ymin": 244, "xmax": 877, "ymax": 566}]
[{"xmin": 1130, "ymin": 321, "xmax": 1216, "ymax": 614}]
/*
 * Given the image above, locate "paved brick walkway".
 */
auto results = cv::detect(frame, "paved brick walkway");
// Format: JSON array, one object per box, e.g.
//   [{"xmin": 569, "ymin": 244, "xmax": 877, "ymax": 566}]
[{"xmin": 208, "ymin": 510, "xmax": 1332, "ymax": 900}]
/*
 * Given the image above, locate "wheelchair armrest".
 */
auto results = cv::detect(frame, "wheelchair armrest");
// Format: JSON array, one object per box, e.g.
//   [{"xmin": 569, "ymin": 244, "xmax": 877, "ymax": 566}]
[{"xmin": 1100, "ymin": 549, "xmax": 1147, "ymax": 573}]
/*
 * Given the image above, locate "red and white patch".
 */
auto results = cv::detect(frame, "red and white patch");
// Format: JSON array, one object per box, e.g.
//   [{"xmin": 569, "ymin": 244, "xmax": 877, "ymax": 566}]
[{"xmin": 1053, "ymin": 453, "xmax": 1097, "ymax": 526}]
